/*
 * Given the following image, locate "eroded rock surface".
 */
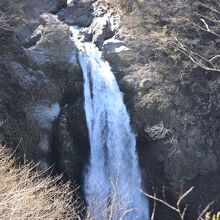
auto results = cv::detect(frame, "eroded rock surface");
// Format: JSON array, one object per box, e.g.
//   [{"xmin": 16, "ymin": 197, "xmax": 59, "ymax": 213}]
[{"xmin": 62, "ymin": 0, "xmax": 121, "ymax": 49}]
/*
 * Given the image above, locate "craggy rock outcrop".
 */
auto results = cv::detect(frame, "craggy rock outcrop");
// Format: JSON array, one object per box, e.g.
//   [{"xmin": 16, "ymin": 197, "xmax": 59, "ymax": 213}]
[
  {"xmin": 88, "ymin": 1, "xmax": 120, "ymax": 49},
  {"xmin": 67, "ymin": 1, "xmax": 121, "ymax": 49},
  {"xmin": 0, "ymin": 1, "xmax": 83, "ymax": 172}
]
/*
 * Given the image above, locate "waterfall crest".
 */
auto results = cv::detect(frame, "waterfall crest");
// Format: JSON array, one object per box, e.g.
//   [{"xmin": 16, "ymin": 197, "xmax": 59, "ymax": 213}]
[{"xmin": 70, "ymin": 26, "xmax": 149, "ymax": 220}]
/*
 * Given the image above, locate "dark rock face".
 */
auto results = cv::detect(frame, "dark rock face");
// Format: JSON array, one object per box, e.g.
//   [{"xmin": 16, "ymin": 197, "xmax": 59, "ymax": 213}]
[
  {"xmin": 54, "ymin": 102, "xmax": 89, "ymax": 183},
  {"xmin": 16, "ymin": 21, "xmax": 41, "ymax": 48},
  {"xmin": 105, "ymin": 0, "xmax": 220, "ymax": 218},
  {"xmin": 67, "ymin": 0, "xmax": 220, "ymax": 218}
]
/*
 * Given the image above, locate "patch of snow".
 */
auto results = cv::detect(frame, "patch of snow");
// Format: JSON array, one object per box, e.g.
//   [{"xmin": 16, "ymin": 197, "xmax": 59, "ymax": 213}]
[
  {"xmin": 34, "ymin": 103, "xmax": 60, "ymax": 129},
  {"xmin": 38, "ymin": 133, "xmax": 50, "ymax": 152}
]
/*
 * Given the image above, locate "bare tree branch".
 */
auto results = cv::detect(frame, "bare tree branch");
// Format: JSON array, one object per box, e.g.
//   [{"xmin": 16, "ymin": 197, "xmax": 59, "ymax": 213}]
[
  {"xmin": 193, "ymin": 22, "xmax": 220, "ymax": 38},
  {"xmin": 140, "ymin": 187, "xmax": 194, "ymax": 220},
  {"xmin": 150, "ymin": 187, "xmax": 157, "ymax": 220},
  {"xmin": 177, "ymin": 187, "xmax": 194, "ymax": 207},
  {"xmin": 139, "ymin": 189, "xmax": 179, "ymax": 213},
  {"xmin": 209, "ymin": 55, "xmax": 220, "ymax": 62},
  {"xmin": 172, "ymin": 35, "xmax": 220, "ymax": 73}
]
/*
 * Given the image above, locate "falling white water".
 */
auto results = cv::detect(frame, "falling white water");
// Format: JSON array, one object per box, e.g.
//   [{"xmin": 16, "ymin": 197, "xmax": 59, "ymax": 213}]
[{"xmin": 70, "ymin": 27, "xmax": 149, "ymax": 220}]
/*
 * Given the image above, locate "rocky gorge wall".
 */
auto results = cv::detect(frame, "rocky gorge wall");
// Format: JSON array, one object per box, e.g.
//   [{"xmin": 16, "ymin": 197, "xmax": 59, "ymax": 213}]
[
  {"xmin": 0, "ymin": 0, "xmax": 87, "ymax": 178},
  {"xmin": 0, "ymin": 0, "xmax": 220, "ymax": 219},
  {"xmin": 115, "ymin": 0, "xmax": 220, "ymax": 218}
]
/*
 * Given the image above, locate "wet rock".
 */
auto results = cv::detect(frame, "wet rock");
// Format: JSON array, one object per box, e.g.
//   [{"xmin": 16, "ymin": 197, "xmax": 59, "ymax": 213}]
[
  {"xmin": 30, "ymin": 102, "xmax": 61, "ymax": 169},
  {"xmin": 79, "ymin": 27, "xmax": 93, "ymax": 42}
]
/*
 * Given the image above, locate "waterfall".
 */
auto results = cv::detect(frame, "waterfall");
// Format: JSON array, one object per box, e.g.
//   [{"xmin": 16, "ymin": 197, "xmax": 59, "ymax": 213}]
[{"xmin": 70, "ymin": 27, "xmax": 149, "ymax": 220}]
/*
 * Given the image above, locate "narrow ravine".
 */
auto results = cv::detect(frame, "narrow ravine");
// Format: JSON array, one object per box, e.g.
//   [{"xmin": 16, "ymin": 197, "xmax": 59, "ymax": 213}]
[{"xmin": 70, "ymin": 27, "xmax": 149, "ymax": 220}]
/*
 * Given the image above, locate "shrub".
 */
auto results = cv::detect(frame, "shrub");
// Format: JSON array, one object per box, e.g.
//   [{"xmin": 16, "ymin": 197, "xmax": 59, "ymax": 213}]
[{"xmin": 0, "ymin": 144, "xmax": 81, "ymax": 219}]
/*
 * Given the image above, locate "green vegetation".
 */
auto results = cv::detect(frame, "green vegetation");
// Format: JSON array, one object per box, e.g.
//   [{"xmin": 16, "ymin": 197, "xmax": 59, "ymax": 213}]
[
  {"xmin": 157, "ymin": 100, "xmax": 168, "ymax": 112},
  {"xmin": 138, "ymin": 79, "xmax": 147, "ymax": 93}
]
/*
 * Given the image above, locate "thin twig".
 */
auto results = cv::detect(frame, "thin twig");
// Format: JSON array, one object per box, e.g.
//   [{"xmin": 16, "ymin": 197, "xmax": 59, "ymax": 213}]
[
  {"xmin": 197, "ymin": 201, "xmax": 215, "ymax": 220},
  {"xmin": 200, "ymin": 19, "xmax": 210, "ymax": 31},
  {"xmin": 209, "ymin": 55, "xmax": 220, "ymax": 62},
  {"xmin": 177, "ymin": 187, "xmax": 194, "ymax": 207},
  {"xmin": 139, "ymin": 189, "xmax": 179, "ymax": 213},
  {"xmin": 150, "ymin": 187, "xmax": 157, "ymax": 220},
  {"xmin": 193, "ymin": 22, "xmax": 220, "ymax": 38}
]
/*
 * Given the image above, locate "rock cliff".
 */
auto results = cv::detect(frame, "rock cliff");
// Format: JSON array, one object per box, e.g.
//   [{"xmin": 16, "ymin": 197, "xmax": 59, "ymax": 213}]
[{"xmin": 0, "ymin": 0, "xmax": 83, "ymax": 172}]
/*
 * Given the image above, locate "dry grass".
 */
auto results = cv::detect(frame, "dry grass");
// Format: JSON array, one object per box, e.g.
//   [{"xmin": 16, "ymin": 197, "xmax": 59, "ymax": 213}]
[{"xmin": 0, "ymin": 144, "xmax": 81, "ymax": 220}]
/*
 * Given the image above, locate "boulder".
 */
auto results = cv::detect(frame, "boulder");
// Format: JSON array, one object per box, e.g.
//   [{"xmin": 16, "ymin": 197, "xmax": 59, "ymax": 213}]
[
  {"xmin": 102, "ymin": 38, "xmax": 132, "ymax": 72},
  {"xmin": 89, "ymin": 16, "xmax": 115, "ymax": 49},
  {"xmin": 22, "ymin": 0, "xmax": 66, "ymax": 19},
  {"xmin": 16, "ymin": 21, "xmax": 40, "ymax": 48},
  {"xmin": 58, "ymin": 0, "xmax": 95, "ymax": 27},
  {"xmin": 88, "ymin": 1, "xmax": 120, "ymax": 48},
  {"xmin": 26, "ymin": 13, "xmax": 78, "ymax": 67}
]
